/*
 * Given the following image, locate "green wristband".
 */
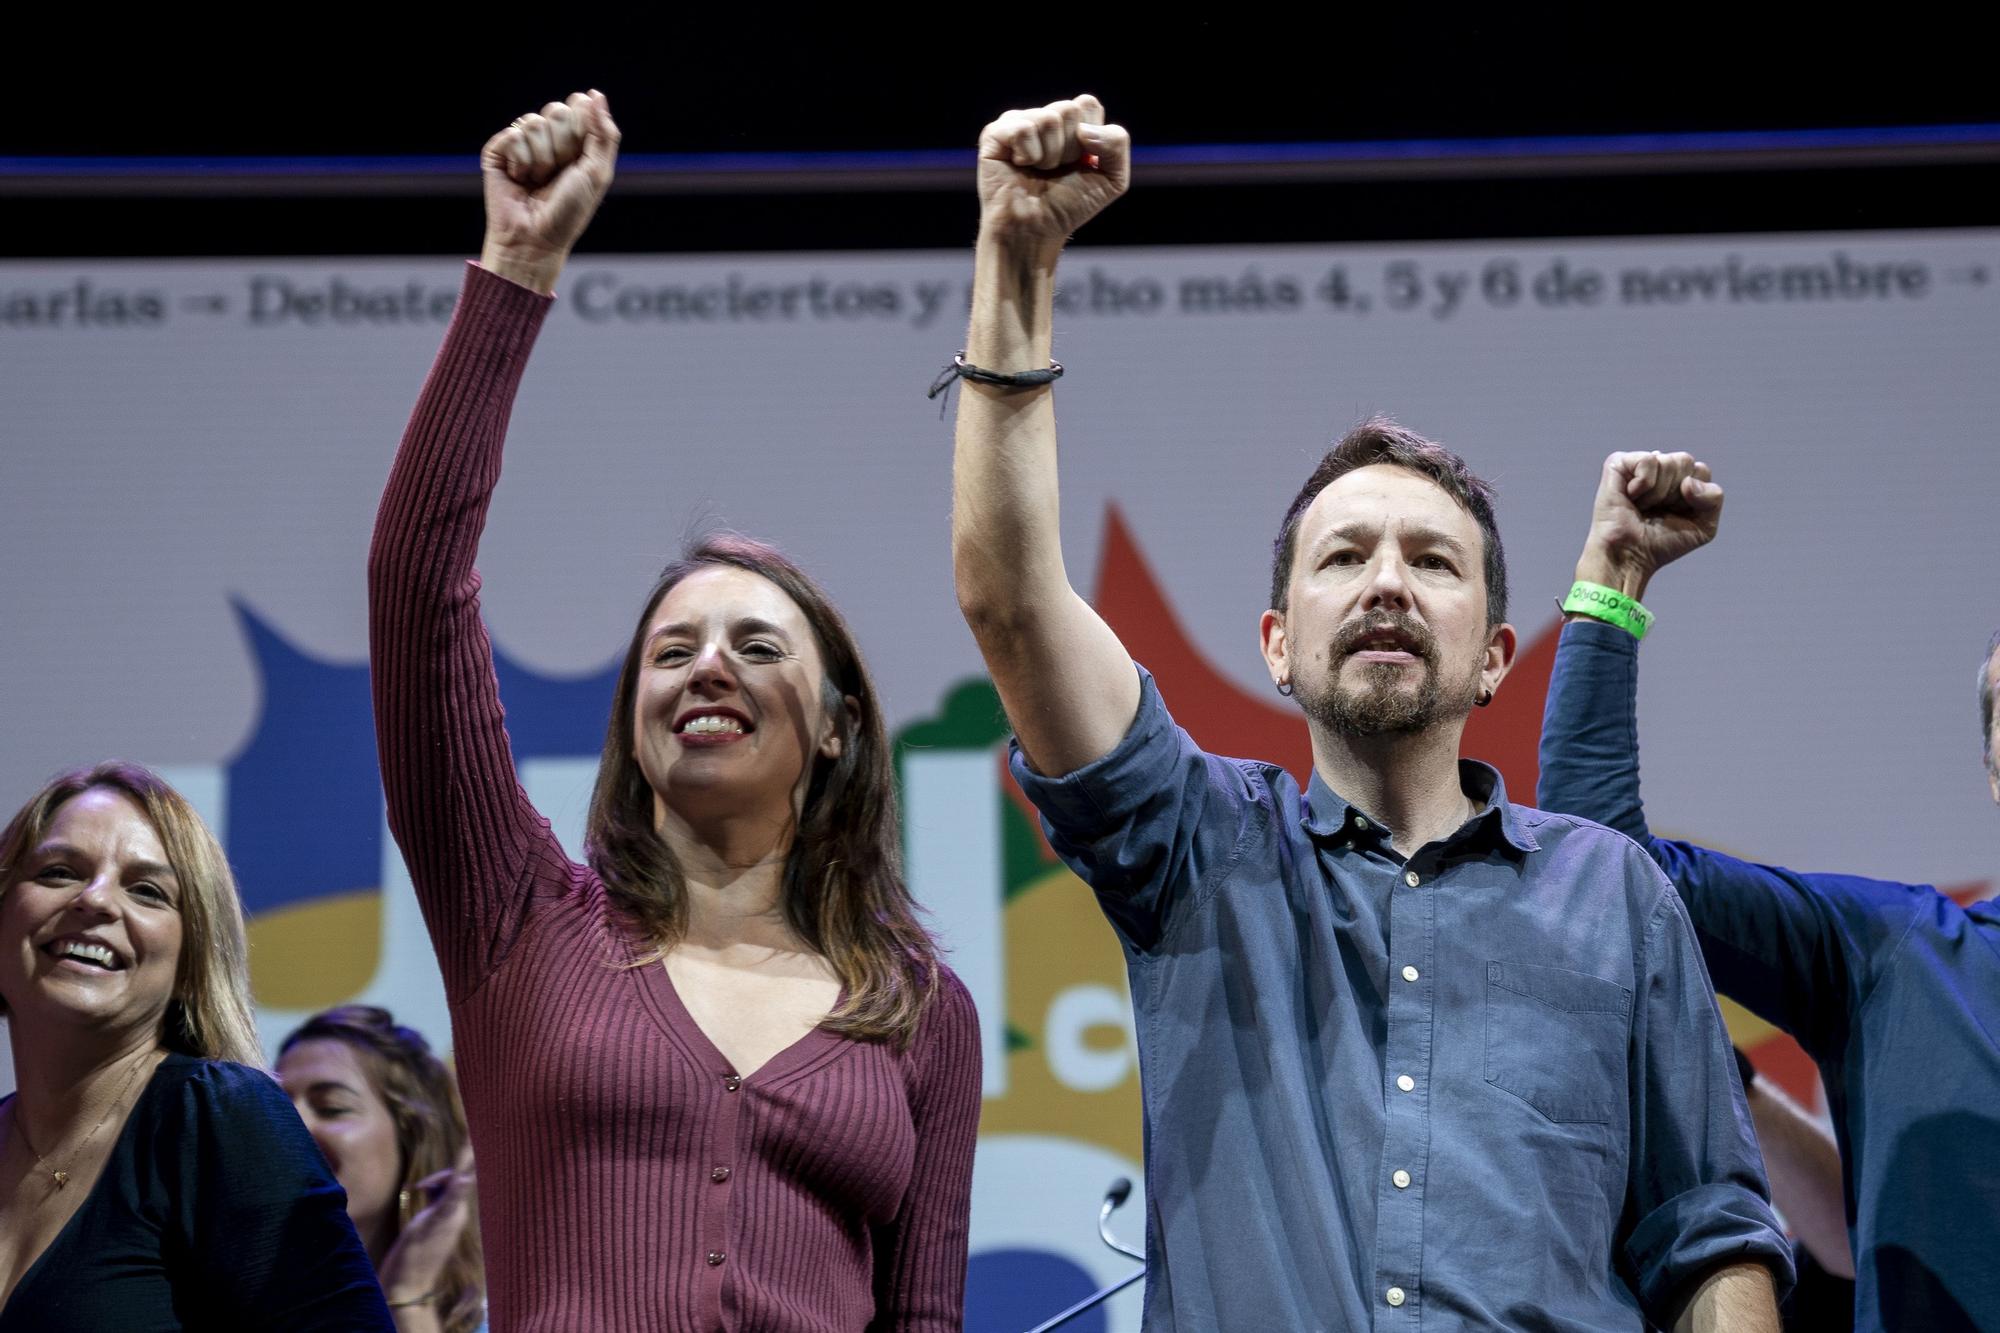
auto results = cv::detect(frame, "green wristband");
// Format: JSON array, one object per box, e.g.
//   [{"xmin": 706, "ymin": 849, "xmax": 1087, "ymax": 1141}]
[{"xmin": 1561, "ymin": 581, "xmax": 1655, "ymax": 640}]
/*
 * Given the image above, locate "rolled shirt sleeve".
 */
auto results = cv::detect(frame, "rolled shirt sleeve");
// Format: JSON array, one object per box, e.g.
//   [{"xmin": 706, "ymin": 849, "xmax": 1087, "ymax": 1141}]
[
  {"xmin": 1621, "ymin": 879, "xmax": 1797, "ymax": 1320},
  {"xmin": 1009, "ymin": 666, "xmax": 1262, "ymax": 952}
]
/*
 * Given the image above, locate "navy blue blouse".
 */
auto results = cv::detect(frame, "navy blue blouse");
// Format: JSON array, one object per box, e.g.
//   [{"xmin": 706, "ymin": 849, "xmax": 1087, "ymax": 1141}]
[{"xmin": 0, "ymin": 1053, "xmax": 391, "ymax": 1330}]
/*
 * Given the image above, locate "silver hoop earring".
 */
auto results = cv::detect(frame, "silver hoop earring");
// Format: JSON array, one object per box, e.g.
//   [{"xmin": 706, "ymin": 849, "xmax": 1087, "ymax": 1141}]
[{"xmin": 1276, "ymin": 681, "xmax": 1293, "ymax": 697}]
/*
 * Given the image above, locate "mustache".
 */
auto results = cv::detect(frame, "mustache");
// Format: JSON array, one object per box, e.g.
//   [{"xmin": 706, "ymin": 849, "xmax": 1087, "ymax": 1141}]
[{"xmin": 1331, "ymin": 612, "xmax": 1437, "ymax": 661}]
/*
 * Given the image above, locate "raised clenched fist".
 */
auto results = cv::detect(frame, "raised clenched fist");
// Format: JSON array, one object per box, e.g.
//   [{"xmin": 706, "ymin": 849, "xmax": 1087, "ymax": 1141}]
[
  {"xmin": 479, "ymin": 90, "xmax": 621, "ymax": 295},
  {"xmin": 1578, "ymin": 450, "xmax": 1725, "ymax": 595},
  {"xmin": 976, "ymin": 95, "xmax": 1131, "ymax": 246}
]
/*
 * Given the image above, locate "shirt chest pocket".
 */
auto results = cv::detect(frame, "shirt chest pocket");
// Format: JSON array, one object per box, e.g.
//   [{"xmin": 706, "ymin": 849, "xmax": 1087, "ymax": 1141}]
[{"xmin": 1484, "ymin": 960, "xmax": 1631, "ymax": 1124}]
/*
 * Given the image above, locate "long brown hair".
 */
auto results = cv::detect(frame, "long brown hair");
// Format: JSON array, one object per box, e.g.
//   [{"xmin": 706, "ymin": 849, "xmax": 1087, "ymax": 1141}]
[
  {"xmin": 586, "ymin": 535, "xmax": 941, "ymax": 1046},
  {"xmin": 0, "ymin": 762, "xmax": 262, "ymax": 1067},
  {"xmin": 282, "ymin": 1006, "xmax": 483, "ymax": 1333}
]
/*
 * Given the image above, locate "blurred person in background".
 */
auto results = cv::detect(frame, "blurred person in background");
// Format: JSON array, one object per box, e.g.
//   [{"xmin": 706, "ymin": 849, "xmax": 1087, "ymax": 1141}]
[{"xmin": 280, "ymin": 1005, "xmax": 482, "ymax": 1333}]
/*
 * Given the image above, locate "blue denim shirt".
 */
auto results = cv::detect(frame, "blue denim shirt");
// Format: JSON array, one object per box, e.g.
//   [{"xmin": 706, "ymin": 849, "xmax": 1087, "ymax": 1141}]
[
  {"xmin": 1011, "ymin": 666, "xmax": 1790, "ymax": 1331},
  {"xmin": 1540, "ymin": 618, "xmax": 2000, "ymax": 1332}
]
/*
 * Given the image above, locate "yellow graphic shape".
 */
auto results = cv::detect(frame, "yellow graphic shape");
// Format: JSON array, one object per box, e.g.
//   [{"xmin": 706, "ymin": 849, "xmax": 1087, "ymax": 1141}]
[
  {"xmin": 248, "ymin": 889, "xmax": 382, "ymax": 1009},
  {"xmin": 1718, "ymin": 995, "xmax": 1778, "ymax": 1047},
  {"xmin": 982, "ymin": 865, "xmax": 1144, "ymax": 1164}
]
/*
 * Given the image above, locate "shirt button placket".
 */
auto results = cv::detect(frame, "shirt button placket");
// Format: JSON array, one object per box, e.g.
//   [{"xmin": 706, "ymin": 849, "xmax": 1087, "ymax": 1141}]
[
  {"xmin": 1380, "ymin": 852, "xmax": 1431, "ymax": 1324},
  {"xmin": 700, "ymin": 1071, "xmax": 745, "ymax": 1322}
]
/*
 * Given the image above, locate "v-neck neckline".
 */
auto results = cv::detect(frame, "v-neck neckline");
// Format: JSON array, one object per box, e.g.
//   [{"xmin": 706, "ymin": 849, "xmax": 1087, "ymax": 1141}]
[
  {"xmin": 2, "ymin": 1052, "xmax": 177, "ymax": 1312},
  {"xmin": 635, "ymin": 954, "xmax": 850, "ymax": 1089}
]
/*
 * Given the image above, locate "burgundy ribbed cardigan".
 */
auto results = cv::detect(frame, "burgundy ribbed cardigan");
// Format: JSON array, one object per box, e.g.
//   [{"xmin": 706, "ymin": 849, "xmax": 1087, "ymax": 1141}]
[{"xmin": 368, "ymin": 263, "xmax": 983, "ymax": 1332}]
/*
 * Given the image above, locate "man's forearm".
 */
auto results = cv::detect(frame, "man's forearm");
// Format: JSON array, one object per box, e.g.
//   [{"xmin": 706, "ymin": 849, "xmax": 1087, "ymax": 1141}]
[
  {"xmin": 965, "ymin": 233, "xmax": 1060, "ymax": 367},
  {"xmin": 1673, "ymin": 1262, "xmax": 1780, "ymax": 1333},
  {"xmin": 948, "ymin": 98, "xmax": 1142, "ymax": 776},
  {"xmin": 952, "ymin": 233, "xmax": 1068, "ymax": 621}
]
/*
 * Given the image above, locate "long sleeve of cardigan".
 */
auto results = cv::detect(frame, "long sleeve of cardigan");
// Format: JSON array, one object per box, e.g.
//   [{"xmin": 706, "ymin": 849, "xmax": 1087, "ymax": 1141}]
[{"xmin": 368, "ymin": 262, "xmax": 579, "ymax": 1002}]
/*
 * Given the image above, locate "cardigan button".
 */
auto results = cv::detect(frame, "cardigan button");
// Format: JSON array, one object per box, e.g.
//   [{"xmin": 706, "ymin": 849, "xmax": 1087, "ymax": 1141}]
[
  {"xmin": 723, "ymin": 1075, "xmax": 742, "ymax": 1092},
  {"xmin": 711, "ymin": 1166, "xmax": 731, "ymax": 1183},
  {"xmin": 707, "ymin": 1251, "xmax": 726, "ymax": 1267}
]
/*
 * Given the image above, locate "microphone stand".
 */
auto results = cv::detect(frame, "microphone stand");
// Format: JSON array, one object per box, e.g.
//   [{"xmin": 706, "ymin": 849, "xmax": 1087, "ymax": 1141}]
[{"xmin": 1023, "ymin": 1178, "xmax": 1146, "ymax": 1333}]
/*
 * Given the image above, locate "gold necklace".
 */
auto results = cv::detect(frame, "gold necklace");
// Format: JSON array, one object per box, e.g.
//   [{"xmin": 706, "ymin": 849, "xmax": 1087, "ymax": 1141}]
[{"xmin": 9, "ymin": 1054, "xmax": 151, "ymax": 1195}]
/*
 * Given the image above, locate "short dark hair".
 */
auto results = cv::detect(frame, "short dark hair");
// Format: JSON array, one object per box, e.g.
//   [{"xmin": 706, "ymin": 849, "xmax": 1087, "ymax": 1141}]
[{"xmin": 1269, "ymin": 416, "xmax": 1508, "ymax": 626}]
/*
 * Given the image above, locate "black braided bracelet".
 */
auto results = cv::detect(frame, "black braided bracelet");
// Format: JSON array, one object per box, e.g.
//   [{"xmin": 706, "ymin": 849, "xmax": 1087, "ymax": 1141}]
[{"xmin": 927, "ymin": 352, "xmax": 1065, "ymax": 401}]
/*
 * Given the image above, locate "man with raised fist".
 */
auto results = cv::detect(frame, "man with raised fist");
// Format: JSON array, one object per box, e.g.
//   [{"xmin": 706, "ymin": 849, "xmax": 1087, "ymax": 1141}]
[
  {"xmin": 950, "ymin": 98, "xmax": 1790, "ymax": 1331},
  {"xmin": 1539, "ymin": 451, "xmax": 2000, "ymax": 1332}
]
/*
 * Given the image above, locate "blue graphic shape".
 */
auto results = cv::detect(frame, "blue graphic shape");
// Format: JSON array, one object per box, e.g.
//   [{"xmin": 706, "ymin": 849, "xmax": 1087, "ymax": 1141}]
[
  {"xmin": 491, "ymin": 652, "xmax": 620, "ymax": 760},
  {"xmin": 224, "ymin": 600, "xmax": 619, "ymax": 918},
  {"xmin": 227, "ymin": 601, "xmax": 381, "ymax": 917},
  {"xmin": 966, "ymin": 1249, "xmax": 1107, "ymax": 1333}
]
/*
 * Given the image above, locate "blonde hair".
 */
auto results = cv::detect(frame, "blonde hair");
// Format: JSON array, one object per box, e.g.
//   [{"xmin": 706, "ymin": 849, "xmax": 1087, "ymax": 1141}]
[{"xmin": 0, "ymin": 762, "xmax": 262, "ymax": 1067}]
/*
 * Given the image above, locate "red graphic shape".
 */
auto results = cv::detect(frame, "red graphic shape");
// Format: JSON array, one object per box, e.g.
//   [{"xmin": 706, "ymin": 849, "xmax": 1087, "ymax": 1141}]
[
  {"xmin": 1094, "ymin": 506, "xmax": 1313, "ymax": 784},
  {"xmin": 1741, "ymin": 1032, "xmax": 1824, "ymax": 1110},
  {"xmin": 1945, "ymin": 879, "xmax": 1994, "ymax": 908}
]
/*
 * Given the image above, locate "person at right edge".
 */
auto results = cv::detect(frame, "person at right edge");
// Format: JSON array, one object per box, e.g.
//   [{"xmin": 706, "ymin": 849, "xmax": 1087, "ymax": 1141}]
[
  {"xmin": 1537, "ymin": 449, "xmax": 2000, "ymax": 1331},
  {"xmin": 950, "ymin": 95, "xmax": 1792, "ymax": 1331}
]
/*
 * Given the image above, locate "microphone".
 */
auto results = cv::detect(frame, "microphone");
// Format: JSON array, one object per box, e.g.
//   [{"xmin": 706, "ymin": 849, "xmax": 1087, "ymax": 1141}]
[
  {"xmin": 1024, "ymin": 1178, "xmax": 1146, "ymax": 1333},
  {"xmin": 1097, "ymin": 1178, "xmax": 1144, "ymax": 1262}
]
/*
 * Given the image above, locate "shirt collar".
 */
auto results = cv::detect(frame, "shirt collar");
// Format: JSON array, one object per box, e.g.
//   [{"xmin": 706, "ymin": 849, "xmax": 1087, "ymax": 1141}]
[{"xmin": 1302, "ymin": 759, "xmax": 1538, "ymax": 855}]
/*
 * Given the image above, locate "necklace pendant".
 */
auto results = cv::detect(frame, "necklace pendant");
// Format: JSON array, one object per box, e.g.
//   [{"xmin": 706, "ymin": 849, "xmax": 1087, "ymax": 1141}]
[{"xmin": 51, "ymin": 1170, "xmax": 69, "ymax": 1189}]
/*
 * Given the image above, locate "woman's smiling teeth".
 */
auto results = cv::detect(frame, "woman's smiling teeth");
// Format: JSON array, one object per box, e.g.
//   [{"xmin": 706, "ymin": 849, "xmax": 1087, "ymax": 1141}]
[
  {"xmin": 51, "ymin": 938, "xmax": 121, "ymax": 970},
  {"xmin": 679, "ymin": 715, "xmax": 746, "ymax": 735}
]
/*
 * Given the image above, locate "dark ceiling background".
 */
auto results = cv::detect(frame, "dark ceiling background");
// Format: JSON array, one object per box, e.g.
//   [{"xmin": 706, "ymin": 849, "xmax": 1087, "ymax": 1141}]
[{"xmin": 7, "ymin": 22, "xmax": 1999, "ymax": 255}]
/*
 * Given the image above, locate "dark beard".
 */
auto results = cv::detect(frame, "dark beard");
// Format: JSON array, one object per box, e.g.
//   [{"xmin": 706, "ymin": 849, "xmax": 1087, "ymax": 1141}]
[{"xmin": 1297, "ymin": 613, "xmax": 1482, "ymax": 739}]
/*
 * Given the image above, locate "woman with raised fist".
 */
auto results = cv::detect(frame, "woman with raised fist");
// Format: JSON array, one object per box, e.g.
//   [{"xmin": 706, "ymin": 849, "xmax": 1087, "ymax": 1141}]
[{"xmin": 369, "ymin": 92, "xmax": 980, "ymax": 1331}]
